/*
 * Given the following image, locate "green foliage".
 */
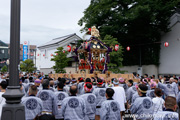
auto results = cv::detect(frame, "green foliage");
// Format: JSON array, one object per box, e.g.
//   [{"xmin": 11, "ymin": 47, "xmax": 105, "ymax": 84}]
[
  {"xmin": 76, "ymin": 40, "xmax": 85, "ymax": 48},
  {"xmin": 20, "ymin": 59, "xmax": 36, "ymax": 73},
  {"xmin": 79, "ymin": 0, "xmax": 179, "ymax": 66},
  {"xmin": 102, "ymin": 35, "xmax": 123, "ymax": 73},
  {"xmin": 51, "ymin": 47, "xmax": 70, "ymax": 73},
  {"xmin": 1, "ymin": 65, "xmax": 7, "ymax": 73}
]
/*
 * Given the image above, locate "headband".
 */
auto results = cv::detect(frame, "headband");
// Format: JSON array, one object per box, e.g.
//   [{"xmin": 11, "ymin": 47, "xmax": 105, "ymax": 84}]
[
  {"xmin": 138, "ymin": 87, "xmax": 147, "ymax": 93},
  {"xmin": 84, "ymin": 82, "xmax": 93, "ymax": 92},
  {"xmin": 35, "ymin": 79, "xmax": 41, "ymax": 83},
  {"xmin": 97, "ymin": 81, "xmax": 103, "ymax": 85},
  {"xmin": 78, "ymin": 77, "xmax": 83, "ymax": 81},
  {"xmin": 71, "ymin": 78, "xmax": 76, "ymax": 82},
  {"xmin": 142, "ymin": 79, "xmax": 147, "ymax": 84},
  {"xmin": 119, "ymin": 77, "xmax": 124, "ymax": 83},
  {"xmin": 85, "ymin": 82, "xmax": 92, "ymax": 85},
  {"xmin": 113, "ymin": 80, "xmax": 119, "ymax": 85}
]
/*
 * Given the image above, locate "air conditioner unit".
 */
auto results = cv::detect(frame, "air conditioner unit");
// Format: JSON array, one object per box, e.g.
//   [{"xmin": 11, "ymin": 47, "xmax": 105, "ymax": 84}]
[{"xmin": 137, "ymin": 67, "xmax": 143, "ymax": 77}]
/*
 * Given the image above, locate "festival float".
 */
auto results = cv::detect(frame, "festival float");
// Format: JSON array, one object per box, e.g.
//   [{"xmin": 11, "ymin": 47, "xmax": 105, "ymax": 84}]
[
  {"xmin": 74, "ymin": 26, "xmax": 114, "ymax": 74},
  {"xmin": 50, "ymin": 26, "xmax": 134, "ymax": 81}
]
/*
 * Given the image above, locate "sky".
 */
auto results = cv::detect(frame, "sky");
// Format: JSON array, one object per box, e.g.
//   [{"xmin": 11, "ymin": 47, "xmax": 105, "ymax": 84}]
[{"xmin": 0, "ymin": 0, "xmax": 91, "ymax": 46}]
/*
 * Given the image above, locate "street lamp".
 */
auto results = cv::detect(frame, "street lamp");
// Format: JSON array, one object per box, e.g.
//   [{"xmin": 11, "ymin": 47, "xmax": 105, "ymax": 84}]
[{"xmin": 1, "ymin": 0, "xmax": 25, "ymax": 120}]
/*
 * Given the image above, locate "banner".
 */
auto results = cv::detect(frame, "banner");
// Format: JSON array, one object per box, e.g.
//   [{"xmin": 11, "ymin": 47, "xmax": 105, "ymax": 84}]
[{"xmin": 23, "ymin": 41, "xmax": 28, "ymax": 61}]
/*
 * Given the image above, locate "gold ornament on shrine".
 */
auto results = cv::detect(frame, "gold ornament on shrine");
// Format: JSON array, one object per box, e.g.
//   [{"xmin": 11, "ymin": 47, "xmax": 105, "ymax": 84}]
[{"xmin": 91, "ymin": 26, "xmax": 100, "ymax": 38}]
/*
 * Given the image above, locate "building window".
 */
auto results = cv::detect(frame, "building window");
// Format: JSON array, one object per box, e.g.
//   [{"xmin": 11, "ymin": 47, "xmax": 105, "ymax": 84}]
[
  {"xmin": 30, "ymin": 49, "xmax": 35, "ymax": 52},
  {"xmin": 0, "ymin": 50, "xmax": 4, "ymax": 54}
]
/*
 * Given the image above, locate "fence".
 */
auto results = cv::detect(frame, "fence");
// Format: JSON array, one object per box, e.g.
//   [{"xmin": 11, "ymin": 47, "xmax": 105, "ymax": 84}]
[{"xmin": 49, "ymin": 73, "xmax": 139, "ymax": 82}]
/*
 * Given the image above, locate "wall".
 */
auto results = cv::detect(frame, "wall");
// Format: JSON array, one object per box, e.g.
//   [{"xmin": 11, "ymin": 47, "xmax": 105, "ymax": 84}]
[
  {"xmin": 38, "ymin": 35, "xmax": 80, "ymax": 70},
  {"xmin": 40, "ymin": 67, "xmax": 78, "ymax": 75},
  {"xmin": 35, "ymin": 49, "xmax": 41, "ymax": 70},
  {"xmin": 64, "ymin": 67, "xmax": 77, "ymax": 74},
  {"xmin": 120, "ymin": 65, "xmax": 158, "ymax": 78},
  {"xmin": 159, "ymin": 13, "xmax": 180, "ymax": 75},
  {"xmin": 121, "ymin": 14, "xmax": 180, "ymax": 77},
  {"xmin": 40, "ymin": 68, "xmax": 54, "ymax": 74}
]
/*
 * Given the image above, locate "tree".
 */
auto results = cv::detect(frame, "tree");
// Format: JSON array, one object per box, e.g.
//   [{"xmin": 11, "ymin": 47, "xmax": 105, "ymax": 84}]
[
  {"xmin": 51, "ymin": 47, "xmax": 70, "ymax": 73},
  {"xmin": 102, "ymin": 35, "xmax": 123, "ymax": 73},
  {"xmin": 79, "ymin": 0, "xmax": 179, "ymax": 66},
  {"xmin": 20, "ymin": 59, "xmax": 36, "ymax": 73},
  {"xmin": 1, "ymin": 65, "xmax": 7, "ymax": 73}
]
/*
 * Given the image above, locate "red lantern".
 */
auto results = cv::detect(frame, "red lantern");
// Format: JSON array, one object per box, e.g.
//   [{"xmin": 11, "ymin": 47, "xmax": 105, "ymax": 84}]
[
  {"xmin": 101, "ymin": 57, "xmax": 105, "ymax": 63},
  {"xmin": 115, "ymin": 44, "xmax": 119, "ymax": 51},
  {"xmin": 51, "ymin": 53, "xmax": 53, "ymax": 56},
  {"xmin": 56, "ymin": 53, "xmax": 58, "ymax": 55},
  {"xmin": 43, "ymin": 54, "xmax": 45, "ymax": 56},
  {"xmin": 164, "ymin": 42, "xmax": 169, "ymax": 47},
  {"xmin": 88, "ymin": 28, "xmax": 91, "ymax": 32},
  {"xmin": 67, "ymin": 45, "xmax": 71, "ymax": 52},
  {"xmin": 37, "ymin": 54, "xmax": 39, "ymax": 56},
  {"xmin": 63, "ymin": 51, "xmax": 65, "ymax": 53},
  {"xmin": 126, "ymin": 46, "xmax": 130, "ymax": 51}
]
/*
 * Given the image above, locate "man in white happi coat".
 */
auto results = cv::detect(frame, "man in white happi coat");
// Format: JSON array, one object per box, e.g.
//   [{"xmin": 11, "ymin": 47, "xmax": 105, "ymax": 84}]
[
  {"xmin": 100, "ymin": 88, "xmax": 121, "ymax": 120},
  {"xmin": 80, "ymin": 82, "xmax": 96, "ymax": 120},
  {"xmin": 54, "ymin": 81, "xmax": 69, "ymax": 120},
  {"xmin": 22, "ymin": 85, "xmax": 43, "ymax": 120},
  {"xmin": 37, "ymin": 79, "xmax": 58, "ymax": 120},
  {"xmin": 93, "ymin": 78, "xmax": 106, "ymax": 120},
  {"xmin": 61, "ymin": 85, "xmax": 86, "ymax": 120},
  {"xmin": 154, "ymin": 96, "xmax": 179, "ymax": 120}
]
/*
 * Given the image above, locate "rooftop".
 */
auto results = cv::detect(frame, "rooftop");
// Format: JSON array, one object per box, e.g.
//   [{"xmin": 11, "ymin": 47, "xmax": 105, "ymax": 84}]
[{"xmin": 38, "ymin": 33, "xmax": 81, "ymax": 48}]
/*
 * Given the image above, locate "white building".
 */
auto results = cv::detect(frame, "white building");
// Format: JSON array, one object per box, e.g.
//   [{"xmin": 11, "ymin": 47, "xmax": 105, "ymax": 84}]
[
  {"xmin": 159, "ymin": 13, "xmax": 180, "ymax": 75},
  {"xmin": 36, "ymin": 33, "xmax": 82, "ymax": 74}
]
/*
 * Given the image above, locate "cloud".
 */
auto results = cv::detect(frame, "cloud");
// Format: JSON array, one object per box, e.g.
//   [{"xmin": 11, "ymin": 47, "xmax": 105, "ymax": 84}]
[
  {"xmin": 0, "ymin": 14, "xmax": 10, "ymax": 43},
  {"xmin": 21, "ymin": 25, "xmax": 84, "ymax": 46},
  {"xmin": 0, "ymin": 0, "xmax": 90, "ymax": 45}
]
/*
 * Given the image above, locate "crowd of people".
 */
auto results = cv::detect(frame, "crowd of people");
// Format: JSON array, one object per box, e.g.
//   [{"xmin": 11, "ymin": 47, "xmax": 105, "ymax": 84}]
[{"xmin": 0, "ymin": 72, "xmax": 179, "ymax": 120}]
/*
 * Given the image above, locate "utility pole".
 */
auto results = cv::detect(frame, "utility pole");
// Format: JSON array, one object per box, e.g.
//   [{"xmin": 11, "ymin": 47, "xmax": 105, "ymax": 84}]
[{"xmin": 1, "ymin": 0, "xmax": 25, "ymax": 119}]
